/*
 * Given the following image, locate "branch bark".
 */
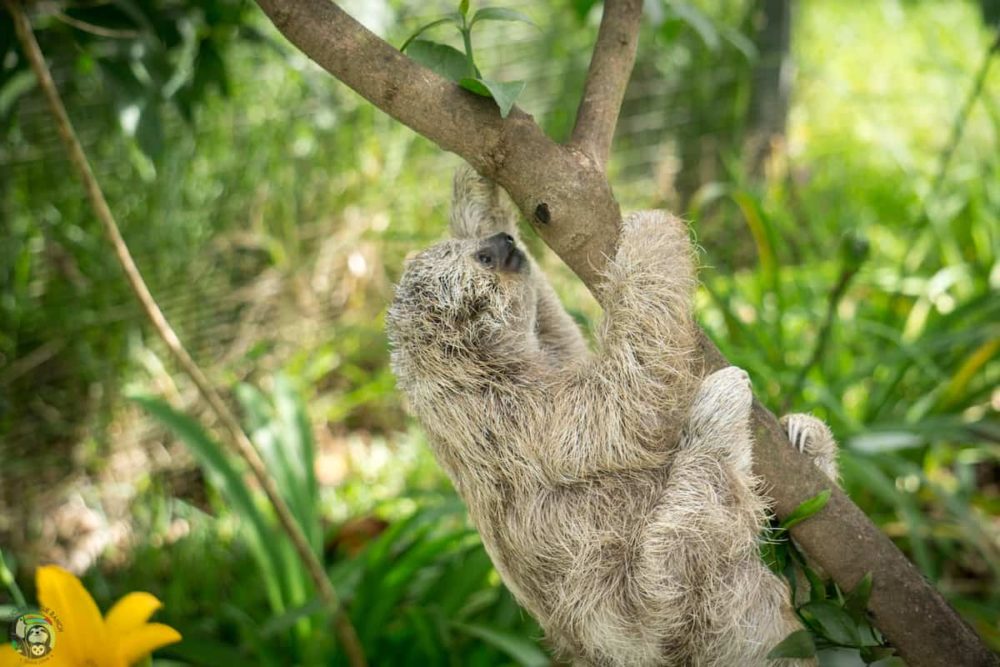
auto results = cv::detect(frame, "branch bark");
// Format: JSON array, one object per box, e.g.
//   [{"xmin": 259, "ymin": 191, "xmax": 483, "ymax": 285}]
[
  {"xmin": 570, "ymin": 0, "xmax": 644, "ymax": 167},
  {"xmin": 254, "ymin": 1, "xmax": 996, "ymax": 665}
]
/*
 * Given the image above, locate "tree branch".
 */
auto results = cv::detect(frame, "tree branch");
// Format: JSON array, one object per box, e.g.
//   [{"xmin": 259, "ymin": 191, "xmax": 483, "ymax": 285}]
[
  {"xmin": 5, "ymin": 3, "xmax": 366, "ymax": 665},
  {"xmin": 570, "ymin": 0, "xmax": 644, "ymax": 167},
  {"xmin": 254, "ymin": 2, "xmax": 996, "ymax": 665},
  {"xmin": 255, "ymin": 0, "xmax": 621, "ymax": 287}
]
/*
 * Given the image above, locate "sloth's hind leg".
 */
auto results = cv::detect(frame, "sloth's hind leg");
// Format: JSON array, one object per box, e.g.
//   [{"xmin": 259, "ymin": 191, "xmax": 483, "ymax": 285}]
[
  {"xmin": 683, "ymin": 366, "xmax": 755, "ymax": 475},
  {"xmin": 780, "ymin": 414, "xmax": 839, "ymax": 482}
]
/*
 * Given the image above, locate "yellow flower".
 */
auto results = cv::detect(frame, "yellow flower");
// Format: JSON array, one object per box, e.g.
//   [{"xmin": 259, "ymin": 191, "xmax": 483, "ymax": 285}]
[{"xmin": 1, "ymin": 565, "xmax": 181, "ymax": 667}]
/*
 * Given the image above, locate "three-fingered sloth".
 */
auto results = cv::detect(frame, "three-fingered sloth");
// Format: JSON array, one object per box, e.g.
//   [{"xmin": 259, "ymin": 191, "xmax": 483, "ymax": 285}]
[{"xmin": 386, "ymin": 167, "xmax": 839, "ymax": 666}]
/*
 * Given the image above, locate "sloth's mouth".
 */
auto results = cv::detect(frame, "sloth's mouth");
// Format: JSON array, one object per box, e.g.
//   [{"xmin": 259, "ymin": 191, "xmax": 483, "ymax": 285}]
[{"xmin": 501, "ymin": 247, "xmax": 526, "ymax": 273}]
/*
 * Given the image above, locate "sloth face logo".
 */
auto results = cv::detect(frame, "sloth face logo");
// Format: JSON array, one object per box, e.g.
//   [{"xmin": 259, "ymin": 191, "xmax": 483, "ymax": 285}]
[{"xmin": 8, "ymin": 611, "xmax": 57, "ymax": 661}]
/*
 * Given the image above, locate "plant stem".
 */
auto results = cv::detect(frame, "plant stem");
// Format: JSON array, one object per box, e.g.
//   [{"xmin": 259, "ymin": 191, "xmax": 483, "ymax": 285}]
[
  {"xmin": 0, "ymin": 550, "xmax": 27, "ymax": 609},
  {"xmin": 785, "ymin": 262, "xmax": 859, "ymax": 412},
  {"xmin": 461, "ymin": 25, "xmax": 476, "ymax": 78},
  {"xmin": 929, "ymin": 31, "xmax": 1000, "ymax": 199},
  {"xmin": 4, "ymin": 3, "xmax": 366, "ymax": 665}
]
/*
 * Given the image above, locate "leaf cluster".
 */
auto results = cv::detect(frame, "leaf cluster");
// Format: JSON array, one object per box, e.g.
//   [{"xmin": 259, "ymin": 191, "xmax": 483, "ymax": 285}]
[{"xmin": 400, "ymin": 2, "xmax": 533, "ymax": 118}]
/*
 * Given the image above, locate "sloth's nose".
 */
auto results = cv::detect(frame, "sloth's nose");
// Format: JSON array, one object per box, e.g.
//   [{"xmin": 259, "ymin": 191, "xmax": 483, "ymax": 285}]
[{"xmin": 480, "ymin": 232, "xmax": 525, "ymax": 273}]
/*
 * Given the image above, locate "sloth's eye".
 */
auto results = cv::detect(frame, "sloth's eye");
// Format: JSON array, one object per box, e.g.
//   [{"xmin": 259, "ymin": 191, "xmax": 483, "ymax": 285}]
[{"xmin": 476, "ymin": 252, "xmax": 494, "ymax": 267}]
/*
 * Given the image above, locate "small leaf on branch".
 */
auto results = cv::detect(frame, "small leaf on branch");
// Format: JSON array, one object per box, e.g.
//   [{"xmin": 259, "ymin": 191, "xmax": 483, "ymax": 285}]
[
  {"xmin": 863, "ymin": 647, "xmax": 902, "ymax": 665},
  {"xmin": 766, "ymin": 630, "xmax": 816, "ymax": 659},
  {"xmin": 458, "ymin": 77, "xmax": 524, "ymax": 118},
  {"xmin": 780, "ymin": 489, "xmax": 831, "ymax": 530},
  {"xmin": 470, "ymin": 7, "xmax": 534, "ymax": 28},
  {"xmin": 845, "ymin": 572, "xmax": 873, "ymax": 617},
  {"xmin": 405, "ymin": 40, "xmax": 471, "ymax": 83},
  {"xmin": 459, "ymin": 0, "xmax": 470, "ymax": 18},
  {"xmin": 800, "ymin": 600, "xmax": 862, "ymax": 647}
]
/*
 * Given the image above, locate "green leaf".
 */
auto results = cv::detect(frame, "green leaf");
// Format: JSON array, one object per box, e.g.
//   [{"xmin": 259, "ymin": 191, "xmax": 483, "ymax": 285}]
[
  {"xmin": 780, "ymin": 489, "xmax": 832, "ymax": 530},
  {"xmin": 400, "ymin": 14, "xmax": 463, "ymax": 52},
  {"xmin": 406, "ymin": 40, "xmax": 472, "ymax": 83},
  {"xmin": 458, "ymin": 77, "xmax": 524, "ymax": 118},
  {"xmin": 570, "ymin": 0, "xmax": 600, "ymax": 21},
  {"xmin": 766, "ymin": 629, "xmax": 816, "ymax": 659},
  {"xmin": 0, "ymin": 70, "xmax": 36, "ymax": 119},
  {"xmin": 870, "ymin": 657, "xmax": 905, "ymax": 667},
  {"xmin": 470, "ymin": 7, "xmax": 534, "ymax": 28},
  {"xmin": 191, "ymin": 38, "xmax": 230, "ymax": 98},
  {"xmin": 800, "ymin": 600, "xmax": 861, "ymax": 647},
  {"xmin": 452, "ymin": 622, "xmax": 549, "ymax": 667},
  {"xmin": 459, "ymin": 0, "xmax": 470, "ymax": 18},
  {"xmin": 804, "ymin": 566, "xmax": 827, "ymax": 603},
  {"xmin": 130, "ymin": 395, "xmax": 288, "ymax": 610},
  {"xmin": 862, "ymin": 647, "xmax": 900, "ymax": 664},
  {"xmin": 136, "ymin": 102, "xmax": 163, "ymax": 161},
  {"xmin": 259, "ymin": 597, "xmax": 327, "ymax": 637},
  {"xmin": 665, "ymin": 0, "xmax": 720, "ymax": 51},
  {"xmin": 845, "ymin": 572, "xmax": 873, "ymax": 617}
]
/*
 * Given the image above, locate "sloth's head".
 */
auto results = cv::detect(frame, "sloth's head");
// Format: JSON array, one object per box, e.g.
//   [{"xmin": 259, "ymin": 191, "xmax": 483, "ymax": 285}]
[
  {"xmin": 26, "ymin": 626, "xmax": 50, "ymax": 645},
  {"xmin": 387, "ymin": 231, "xmax": 538, "ymax": 379}
]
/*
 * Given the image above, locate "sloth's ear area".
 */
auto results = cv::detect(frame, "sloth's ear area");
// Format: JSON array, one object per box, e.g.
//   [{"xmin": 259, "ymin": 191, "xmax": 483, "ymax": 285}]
[{"xmin": 450, "ymin": 165, "xmax": 519, "ymax": 240}]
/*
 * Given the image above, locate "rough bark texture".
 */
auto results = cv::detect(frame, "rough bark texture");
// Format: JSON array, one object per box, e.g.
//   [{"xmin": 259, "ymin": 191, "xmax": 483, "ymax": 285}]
[
  {"xmin": 570, "ymin": 0, "xmax": 644, "ymax": 167},
  {"xmin": 253, "ymin": 1, "xmax": 997, "ymax": 665}
]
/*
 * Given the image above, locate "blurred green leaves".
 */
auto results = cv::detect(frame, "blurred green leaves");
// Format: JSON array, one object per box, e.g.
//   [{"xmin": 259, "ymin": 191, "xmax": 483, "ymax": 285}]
[
  {"xmin": 0, "ymin": 0, "xmax": 255, "ymax": 160},
  {"xmin": 132, "ymin": 379, "xmax": 545, "ymax": 665}
]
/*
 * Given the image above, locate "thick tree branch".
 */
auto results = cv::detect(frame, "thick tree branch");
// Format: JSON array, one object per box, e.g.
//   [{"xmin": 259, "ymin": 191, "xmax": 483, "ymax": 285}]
[
  {"xmin": 570, "ymin": 0, "xmax": 644, "ymax": 167},
  {"xmin": 254, "ymin": 2, "xmax": 996, "ymax": 665}
]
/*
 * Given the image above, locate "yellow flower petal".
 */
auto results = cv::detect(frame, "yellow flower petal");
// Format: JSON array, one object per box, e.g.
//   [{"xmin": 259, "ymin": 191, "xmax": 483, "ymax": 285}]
[
  {"xmin": 0, "ymin": 641, "xmax": 75, "ymax": 667},
  {"xmin": 117, "ymin": 622, "xmax": 181, "ymax": 666},
  {"xmin": 0, "ymin": 643, "xmax": 25, "ymax": 667},
  {"xmin": 105, "ymin": 592, "xmax": 163, "ymax": 637},
  {"xmin": 36, "ymin": 565, "xmax": 107, "ymax": 665}
]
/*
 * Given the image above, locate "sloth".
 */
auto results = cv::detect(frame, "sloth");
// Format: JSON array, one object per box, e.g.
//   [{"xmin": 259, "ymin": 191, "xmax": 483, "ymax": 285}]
[{"xmin": 386, "ymin": 166, "xmax": 839, "ymax": 666}]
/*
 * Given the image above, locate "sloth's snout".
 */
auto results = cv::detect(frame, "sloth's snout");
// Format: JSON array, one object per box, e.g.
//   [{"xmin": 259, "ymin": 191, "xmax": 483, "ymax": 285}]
[{"xmin": 478, "ymin": 232, "xmax": 526, "ymax": 273}]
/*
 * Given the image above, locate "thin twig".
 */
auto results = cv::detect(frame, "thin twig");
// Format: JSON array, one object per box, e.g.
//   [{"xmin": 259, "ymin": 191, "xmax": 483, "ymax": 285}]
[
  {"xmin": 929, "ymin": 31, "xmax": 1000, "ymax": 199},
  {"xmin": 785, "ymin": 261, "xmax": 861, "ymax": 412},
  {"xmin": 54, "ymin": 12, "xmax": 141, "ymax": 39},
  {"xmin": 569, "ymin": 0, "xmax": 644, "ymax": 167},
  {"xmin": 4, "ymin": 3, "xmax": 366, "ymax": 665}
]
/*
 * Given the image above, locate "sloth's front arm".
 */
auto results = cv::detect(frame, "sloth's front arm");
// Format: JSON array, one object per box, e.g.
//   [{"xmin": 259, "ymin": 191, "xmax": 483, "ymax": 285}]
[
  {"xmin": 535, "ymin": 212, "xmax": 702, "ymax": 481},
  {"xmin": 450, "ymin": 166, "xmax": 587, "ymax": 365}
]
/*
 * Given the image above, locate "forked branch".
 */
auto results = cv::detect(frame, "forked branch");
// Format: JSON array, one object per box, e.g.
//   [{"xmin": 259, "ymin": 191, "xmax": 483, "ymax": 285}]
[{"xmin": 570, "ymin": 0, "xmax": 644, "ymax": 167}]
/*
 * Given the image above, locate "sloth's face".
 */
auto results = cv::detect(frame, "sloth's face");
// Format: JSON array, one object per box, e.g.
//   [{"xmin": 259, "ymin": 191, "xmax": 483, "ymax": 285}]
[
  {"xmin": 389, "ymin": 233, "xmax": 537, "ymax": 352},
  {"xmin": 26, "ymin": 626, "xmax": 49, "ymax": 644}
]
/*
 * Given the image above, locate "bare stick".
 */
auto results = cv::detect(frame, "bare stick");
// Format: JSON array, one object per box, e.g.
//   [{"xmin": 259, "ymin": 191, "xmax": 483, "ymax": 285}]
[
  {"xmin": 569, "ymin": 0, "xmax": 644, "ymax": 167},
  {"xmin": 4, "ymin": 4, "xmax": 366, "ymax": 665}
]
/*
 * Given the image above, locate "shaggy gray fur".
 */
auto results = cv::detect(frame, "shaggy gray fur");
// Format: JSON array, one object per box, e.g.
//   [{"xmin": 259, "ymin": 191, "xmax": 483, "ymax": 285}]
[{"xmin": 386, "ymin": 167, "xmax": 840, "ymax": 666}]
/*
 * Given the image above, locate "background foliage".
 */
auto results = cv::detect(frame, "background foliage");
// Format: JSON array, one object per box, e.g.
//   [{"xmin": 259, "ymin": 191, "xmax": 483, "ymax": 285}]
[{"xmin": 1, "ymin": 0, "xmax": 997, "ymax": 665}]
